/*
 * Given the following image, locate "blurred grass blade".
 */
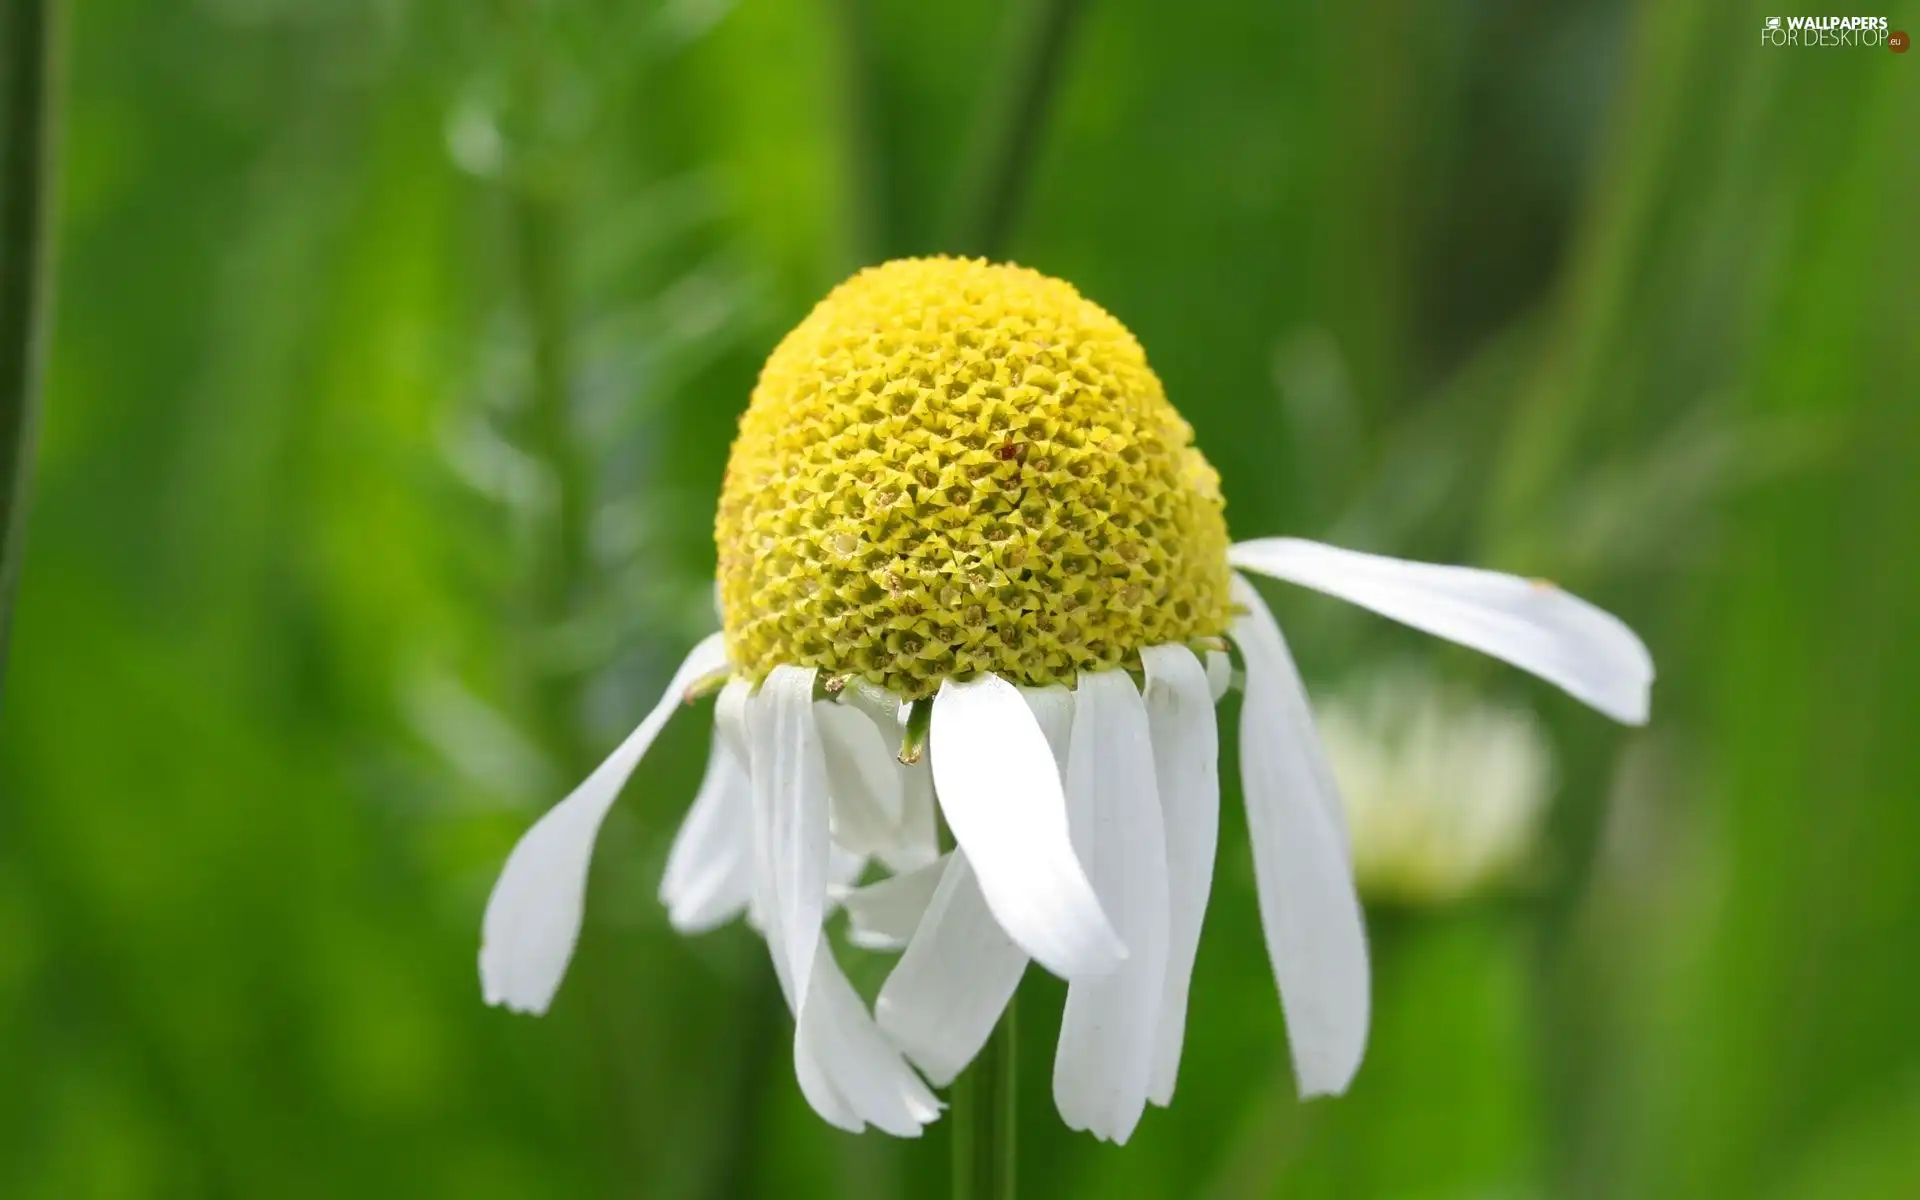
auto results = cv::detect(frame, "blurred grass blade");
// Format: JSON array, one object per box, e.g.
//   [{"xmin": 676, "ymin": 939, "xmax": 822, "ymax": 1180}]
[
  {"xmin": 0, "ymin": 0, "xmax": 59, "ymax": 698},
  {"xmin": 949, "ymin": 0, "xmax": 1089, "ymax": 258},
  {"xmin": 832, "ymin": 0, "xmax": 891, "ymax": 263}
]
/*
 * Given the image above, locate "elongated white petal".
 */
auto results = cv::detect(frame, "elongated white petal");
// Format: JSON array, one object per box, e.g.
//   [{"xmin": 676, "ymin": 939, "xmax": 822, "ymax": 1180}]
[
  {"xmin": 1229, "ymin": 573, "xmax": 1370, "ymax": 1097},
  {"xmin": 1021, "ymin": 685, "xmax": 1076, "ymax": 770},
  {"xmin": 875, "ymin": 685, "xmax": 1067, "ymax": 1085},
  {"xmin": 816, "ymin": 700, "xmax": 906, "ymax": 856},
  {"xmin": 931, "ymin": 674, "xmax": 1125, "ymax": 980},
  {"xmin": 875, "ymin": 852, "xmax": 1029, "ymax": 1086},
  {"xmin": 794, "ymin": 1018, "xmax": 863, "ymax": 1134},
  {"xmin": 1231, "ymin": 581, "xmax": 1348, "ymax": 846},
  {"xmin": 479, "ymin": 633, "xmax": 729, "ymax": 1014},
  {"xmin": 1053, "ymin": 670, "xmax": 1170, "ymax": 1144},
  {"xmin": 749, "ymin": 666, "xmax": 832, "ymax": 1016},
  {"xmin": 659, "ymin": 731, "xmax": 753, "ymax": 934},
  {"xmin": 887, "ymin": 760, "xmax": 942, "ymax": 873},
  {"xmin": 1206, "ymin": 649, "xmax": 1232, "ymax": 701},
  {"xmin": 1229, "ymin": 538, "xmax": 1653, "ymax": 724},
  {"xmin": 829, "ymin": 847, "xmax": 869, "ymax": 890},
  {"xmin": 1139, "ymin": 643, "xmax": 1220, "ymax": 1106},
  {"xmin": 713, "ymin": 678, "xmax": 750, "ymax": 762},
  {"xmin": 839, "ymin": 854, "xmax": 949, "ymax": 950},
  {"xmin": 821, "ymin": 683, "xmax": 942, "ymax": 872},
  {"xmin": 795, "ymin": 936, "xmax": 942, "ymax": 1136}
]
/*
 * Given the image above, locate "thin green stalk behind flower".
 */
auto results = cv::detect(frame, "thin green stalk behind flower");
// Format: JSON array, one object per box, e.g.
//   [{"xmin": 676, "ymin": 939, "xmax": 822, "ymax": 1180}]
[
  {"xmin": 0, "ymin": 0, "xmax": 58, "ymax": 698},
  {"xmin": 948, "ymin": 0, "xmax": 1090, "ymax": 259},
  {"xmin": 952, "ymin": 998, "xmax": 1018, "ymax": 1200}
]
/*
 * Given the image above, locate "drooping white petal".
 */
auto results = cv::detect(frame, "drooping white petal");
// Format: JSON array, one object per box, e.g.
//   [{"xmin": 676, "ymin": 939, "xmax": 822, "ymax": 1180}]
[
  {"xmin": 875, "ymin": 685, "xmax": 1068, "ymax": 1086},
  {"xmin": 713, "ymin": 677, "xmax": 751, "ymax": 761},
  {"xmin": 815, "ymin": 700, "xmax": 906, "ymax": 856},
  {"xmin": 794, "ymin": 1014, "xmax": 863, "ymax": 1134},
  {"xmin": 1021, "ymin": 685, "xmax": 1076, "ymax": 769},
  {"xmin": 836, "ymin": 676, "xmax": 905, "ymax": 732},
  {"xmin": 1139, "ymin": 643, "xmax": 1221, "ymax": 1106},
  {"xmin": 930, "ymin": 674, "xmax": 1125, "ymax": 980},
  {"xmin": 1231, "ymin": 581, "xmax": 1350, "ymax": 848},
  {"xmin": 819, "ymin": 682, "xmax": 942, "ymax": 872},
  {"xmin": 659, "ymin": 730, "xmax": 753, "ymax": 934},
  {"xmin": 1229, "ymin": 538, "xmax": 1653, "ymax": 724},
  {"xmin": 1206, "ymin": 648, "xmax": 1233, "ymax": 702},
  {"xmin": 748, "ymin": 665, "xmax": 832, "ymax": 1016},
  {"xmin": 479, "ymin": 633, "xmax": 729, "ymax": 1014},
  {"xmin": 794, "ymin": 936, "xmax": 942, "ymax": 1136},
  {"xmin": 888, "ymin": 760, "xmax": 943, "ymax": 873},
  {"xmin": 874, "ymin": 852, "xmax": 1030, "ymax": 1087},
  {"xmin": 1229, "ymin": 573, "xmax": 1370, "ymax": 1098},
  {"xmin": 714, "ymin": 681, "xmax": 766, "ymax": 937},
  {"xmin": 839, "ymin": 854, "xmax": 949, "ymax": 950},
  {"xmin": 1053, "ymin": 670, "xmax": 1170, "ymax": 1145},
  {"xmin": 828, "ymin": 848, "xmax": 871, "ymax": 896}
]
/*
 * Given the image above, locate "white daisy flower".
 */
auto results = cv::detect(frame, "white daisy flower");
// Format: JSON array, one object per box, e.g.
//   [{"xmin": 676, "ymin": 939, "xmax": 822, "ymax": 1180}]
[
  {"xmin": 478, "ymin": 258, "xmax": 1653, "ymax": 1143},
  {"xmin": 1317, "ymin": 671, "xmax": 1556, "ymax": 906}
]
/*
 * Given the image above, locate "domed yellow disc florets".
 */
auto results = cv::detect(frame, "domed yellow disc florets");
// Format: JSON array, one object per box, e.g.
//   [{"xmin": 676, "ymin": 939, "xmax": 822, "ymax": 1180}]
[{"xmin": 717, "ymin": 257, "xmax": 1234, "ymax": 699}]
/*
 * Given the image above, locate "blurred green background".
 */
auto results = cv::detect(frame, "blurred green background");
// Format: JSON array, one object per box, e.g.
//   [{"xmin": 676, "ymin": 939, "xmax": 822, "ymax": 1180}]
[{"xmin": 3, "ymin": 0, "xmax": 1917, "ymax": 1196}]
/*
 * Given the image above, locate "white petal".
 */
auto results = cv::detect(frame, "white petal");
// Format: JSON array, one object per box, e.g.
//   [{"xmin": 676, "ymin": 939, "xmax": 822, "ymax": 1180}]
[
  {"xmin": 837, "ymin": 676, "xmax": 905, "ymax": 729},
  {"xmin": 1020, "ymin": 683, "xmax": 1076, "ymax": 773},
  {"xmin": 876, "ymin": 685, "xmax": 1065, "ymax": 1086},
  {"xmin": 1230, "ymin": 574, "xmax": 1370, "ymax": 1097},
  {"xmin": 1231, "ymin": 581, "xmax": 1349, "ymax": 846},
  {"xmin": 930, "ymin": 674, "xmax": 1125, "ymax": 980},
  {"xmin": 887, "ymin": 760, "xmax": 942, "ymax": 873},
  {"xmin": 1053, "ymin": 670, "xmax": 1170, "ymax": 1145},
  {"xmin": 658, "ymin": 731, "xmax": 753, "ymax": 934},
  {"xmin": 839, "ymin": 855, "xmax": 950, "ymax": 950},
  {"xmin": 815, "ymin": 700, "xmax": 906, "ymax": 856},
  {"xmin": 1229, "ymin": 538, "xmax": 1653, "ymax": 724},
  {"xmin": 1139, "ymin": 643, "xmax": 1221, "ymax": 1106},
  {"xmin": 829, "ymin": 848, "xmax": 869, "ymax": 894},
  {"xmin": 748, "ymin": 666, "xmax": 832, "ymax": 1015},
  {"xmin": 824, "ymin": 682, "xmax": 941, "ymax": 872},
  {"xmin": 795, "ymin": 936, "xmax": 942, "ymax": 1137},
  {"xmin": 479, "ymin": 633, "xmax": 729, "ymax": 1014},
  {"xmin": 713, "ymin": 677, "xmax": 751, "ymax": 763},
  {"xmin": 1206, "ymin": 649, "xmax": 1233, "ymax": 702},
  {"xmin": 794, "ymin": 1024, "xmax": 864, "ymax": 1134},
  {"xmin": 875, "ymin": 852, "xmax": 1029, "ymax": 1086}
]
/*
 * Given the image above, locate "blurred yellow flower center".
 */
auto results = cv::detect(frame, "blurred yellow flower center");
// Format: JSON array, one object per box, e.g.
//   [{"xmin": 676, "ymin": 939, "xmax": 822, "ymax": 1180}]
[{"xmin": 716, "ymin": 257, "xmax": 1234, "ymax": 699}]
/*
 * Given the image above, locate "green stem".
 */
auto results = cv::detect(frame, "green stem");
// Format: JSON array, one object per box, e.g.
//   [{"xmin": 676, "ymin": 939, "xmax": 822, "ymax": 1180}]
[
  {"xmin": 0, "ymin": 0, "xmax": 58, "ymax": 700},
  {"xmin": 952, "ymin": 996, "xmax": 1018, "ymax": 1200},
  {"xmin": 949, "ymin": 0, "xmax": 1091, "ymax": 259}
]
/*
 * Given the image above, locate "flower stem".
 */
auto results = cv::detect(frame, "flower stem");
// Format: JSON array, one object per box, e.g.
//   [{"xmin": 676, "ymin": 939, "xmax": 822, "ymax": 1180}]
[
  {"xmin": 952, "ymin": 996, "xmax": 1019, "ymax": 1200},
  {"xmin": 0, "ymin": 0, "xmax": 59, "ymax": 702}
]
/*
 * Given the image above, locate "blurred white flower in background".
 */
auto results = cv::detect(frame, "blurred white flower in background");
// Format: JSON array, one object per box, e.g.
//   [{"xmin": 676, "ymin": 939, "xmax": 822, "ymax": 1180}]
[{"xmin": 1317, "ymin": 671, "xmax": 1556, "ymax": 907}]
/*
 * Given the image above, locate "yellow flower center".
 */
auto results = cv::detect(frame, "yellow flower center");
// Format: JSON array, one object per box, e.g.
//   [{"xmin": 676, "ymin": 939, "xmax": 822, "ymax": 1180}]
[{"xmin": 716, "ymin": 257, "xmax": 1233, "ymax": 699}]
